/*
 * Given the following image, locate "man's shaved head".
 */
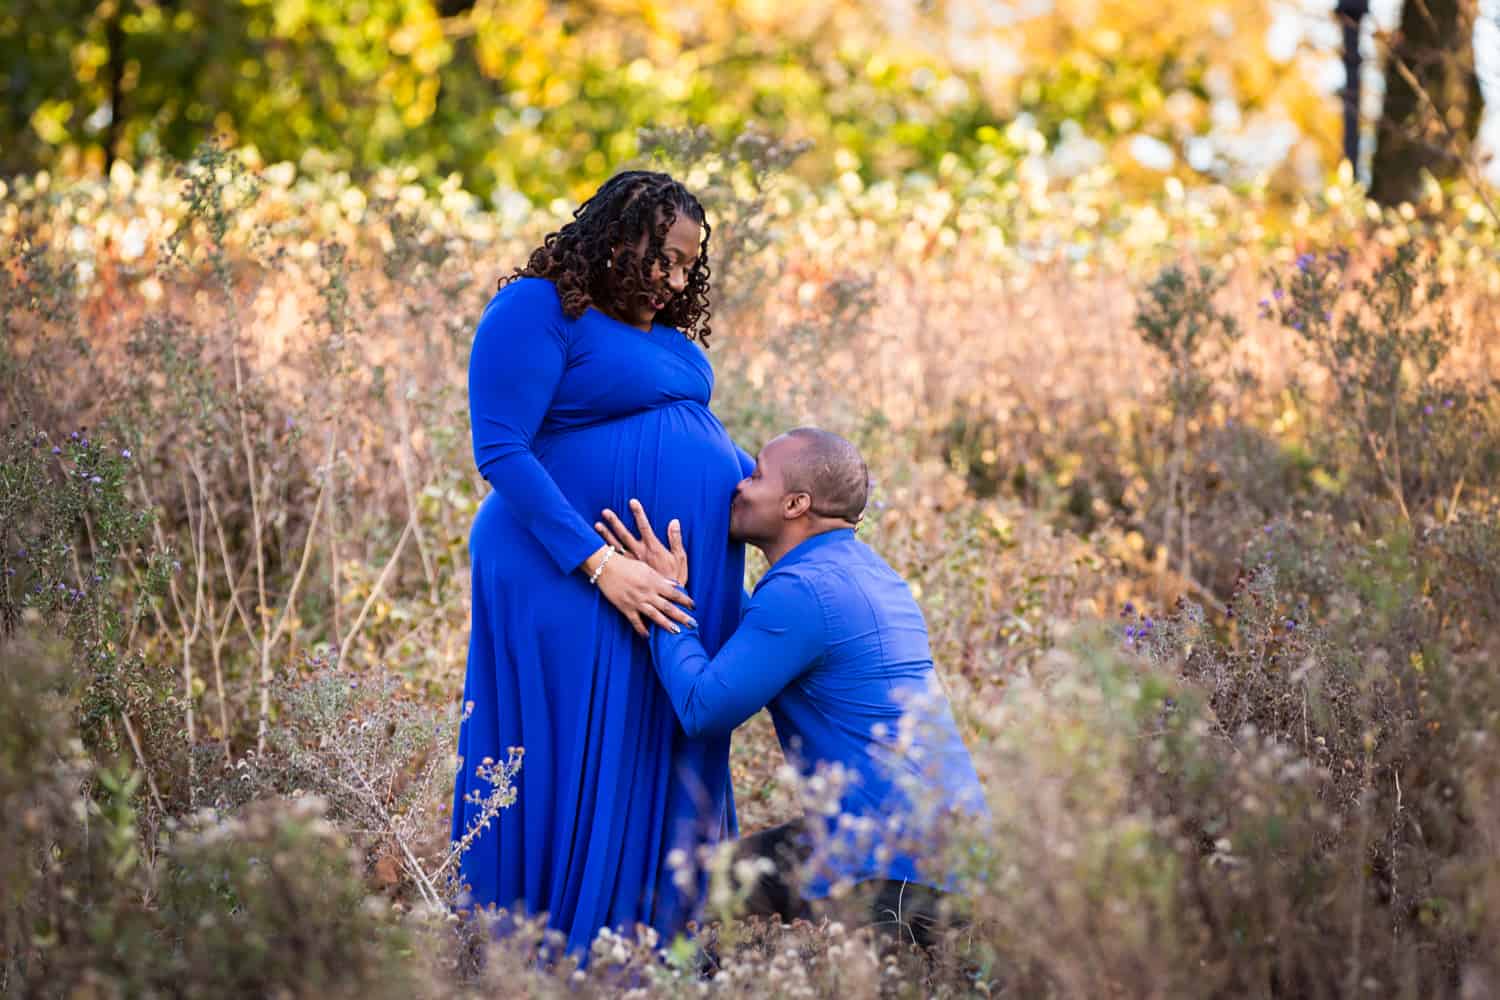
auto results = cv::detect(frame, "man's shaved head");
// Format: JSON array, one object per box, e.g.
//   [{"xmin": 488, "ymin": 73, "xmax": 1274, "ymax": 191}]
[{"xmin": 780, "ymin": 427, "xmax": 869, "ymax": 523}]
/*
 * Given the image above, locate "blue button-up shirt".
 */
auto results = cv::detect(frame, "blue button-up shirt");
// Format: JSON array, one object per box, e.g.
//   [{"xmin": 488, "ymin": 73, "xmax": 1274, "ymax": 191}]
[{"xmin": 650, "ymin": 528, "xmax": 988, "ymax": 897}]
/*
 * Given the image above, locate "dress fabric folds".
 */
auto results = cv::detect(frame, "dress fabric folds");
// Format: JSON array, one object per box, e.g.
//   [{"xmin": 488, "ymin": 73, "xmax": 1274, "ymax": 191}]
[{"xmin": 451, "ymin": 277, "xmax": 749, "ymax": 956}]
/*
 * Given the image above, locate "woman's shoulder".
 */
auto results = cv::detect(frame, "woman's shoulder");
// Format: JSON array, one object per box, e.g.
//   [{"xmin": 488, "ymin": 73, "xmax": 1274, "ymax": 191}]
[
  {"xmin": 487, "ymin": 275, "xmax": 566, "ymax": 318},
  {"xmin": 476, "ymin": 277, "xmax": 575, "ymax": 348},
  {"xmin": 480, "ymin": 277, "xmax": 573, "ymax": 340}
]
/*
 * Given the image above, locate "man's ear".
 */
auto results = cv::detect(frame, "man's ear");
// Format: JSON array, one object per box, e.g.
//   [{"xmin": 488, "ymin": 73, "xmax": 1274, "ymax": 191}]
[{"xmin": 783, "ymin": 492, "xmax": 812, "ymax": 520}]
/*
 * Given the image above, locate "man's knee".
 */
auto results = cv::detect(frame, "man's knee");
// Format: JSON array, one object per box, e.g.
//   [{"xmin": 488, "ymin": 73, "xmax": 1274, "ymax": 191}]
[
  {"xmin": 838, "ymin": 879, "xmax": 958, "ymax": 951},
  {"xmin": 729, "ymin": 820, "xmax": 812, "ymax": 923}
]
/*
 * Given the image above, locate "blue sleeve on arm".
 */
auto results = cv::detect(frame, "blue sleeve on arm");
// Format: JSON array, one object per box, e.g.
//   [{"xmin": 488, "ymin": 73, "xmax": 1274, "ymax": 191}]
[
  {"xmin": 650, "ymin": 575, "xmax": 825, "ymax": 739},
  {"xmin": 468, "ymin": 281, "xmax": 603, "ymax": 574}
]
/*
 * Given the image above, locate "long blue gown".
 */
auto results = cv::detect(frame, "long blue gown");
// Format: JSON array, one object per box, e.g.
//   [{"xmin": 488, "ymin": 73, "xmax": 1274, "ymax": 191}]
[{"xmin": 450, "ymin": 276, "xmax": 749, "ymax": 956}]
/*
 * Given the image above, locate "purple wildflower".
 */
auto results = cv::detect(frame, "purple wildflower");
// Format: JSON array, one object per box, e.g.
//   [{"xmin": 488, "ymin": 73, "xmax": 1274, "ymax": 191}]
[
  {"xmin": 1444, "ymin": 398, "xmax": 1454, "ymax": 409},
  {"xmin": 1423, "ymin": 404, "xmax": 1434, "ymax": 416},
  {"xmin": 1295, "ymin": 253, "xmax": 1314, "ymax": 272},
  {"xmin": 1123, "ymin": 601, "xmax": 1136, "ymax": 616},
  {"xmin": 51, "ymin": 446, "xmax": 61, "ymax": 455},
  {"xmin": 121, "ymin": 449, "xmax": 131, "ymax": 459}
]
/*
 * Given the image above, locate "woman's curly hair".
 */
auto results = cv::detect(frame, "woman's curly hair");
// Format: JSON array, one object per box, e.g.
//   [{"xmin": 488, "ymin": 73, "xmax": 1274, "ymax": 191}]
[{"xmin": 502, "ymin": 170, "xmax": 715, "ymax": 345}]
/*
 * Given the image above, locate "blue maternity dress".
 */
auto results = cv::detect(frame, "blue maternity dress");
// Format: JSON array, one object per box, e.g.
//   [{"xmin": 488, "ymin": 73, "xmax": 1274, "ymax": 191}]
[{"xmin": 450, "ymin": 276, "xmax": 749, "ymax": 956}]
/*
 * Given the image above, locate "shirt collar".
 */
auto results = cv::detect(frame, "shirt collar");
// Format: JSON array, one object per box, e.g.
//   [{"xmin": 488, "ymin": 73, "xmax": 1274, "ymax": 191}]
[{"xmin": 775, "ymin": 526, "xmax": 856, "ymax": 569}]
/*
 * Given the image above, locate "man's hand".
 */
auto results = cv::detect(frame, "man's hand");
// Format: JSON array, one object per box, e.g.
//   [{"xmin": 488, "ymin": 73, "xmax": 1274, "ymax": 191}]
[{"xmin": 596, "ymin": 498, "xmax": 690, "ymax": 591}]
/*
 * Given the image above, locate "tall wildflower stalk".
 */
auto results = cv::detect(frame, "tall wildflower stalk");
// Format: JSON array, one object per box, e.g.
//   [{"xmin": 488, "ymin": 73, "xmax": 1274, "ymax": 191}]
[{"xmin": 1132, "ymin": 262, "xmax": 1241, "ymax": 598}]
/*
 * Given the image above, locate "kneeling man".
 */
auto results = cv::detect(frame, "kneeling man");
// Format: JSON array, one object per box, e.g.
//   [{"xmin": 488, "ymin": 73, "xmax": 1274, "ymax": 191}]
[{"xmin": 597, "ymin": 428, "xmax": 987, "ymax": 947}]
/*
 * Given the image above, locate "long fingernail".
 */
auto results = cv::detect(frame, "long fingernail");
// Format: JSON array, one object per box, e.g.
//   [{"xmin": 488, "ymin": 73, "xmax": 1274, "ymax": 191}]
[
  {"xmin": 670, "ymin": 624, "xmax": 681, "ymax": 634},
  {"xmin": 687, "ymin": 618, "xmax": 698, "ymax": 628}
]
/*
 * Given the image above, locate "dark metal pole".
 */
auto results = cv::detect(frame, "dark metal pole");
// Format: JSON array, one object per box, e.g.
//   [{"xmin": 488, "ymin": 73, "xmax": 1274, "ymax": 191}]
[{"xmin": 1335, "ymin": 0, "xmax": 1371, "ymax": 169}]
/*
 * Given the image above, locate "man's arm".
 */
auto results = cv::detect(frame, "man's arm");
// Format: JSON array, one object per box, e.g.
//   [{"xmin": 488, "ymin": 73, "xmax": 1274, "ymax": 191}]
[{"xmin": 650, "ymin": 574, "xmax": 825, "ymax": 739}]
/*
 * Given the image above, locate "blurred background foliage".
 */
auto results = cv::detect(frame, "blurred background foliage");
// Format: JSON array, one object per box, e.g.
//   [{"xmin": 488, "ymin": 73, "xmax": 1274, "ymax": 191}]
[
  {"xmin": 2, "ymin": 0, "xmax": 1492, "ymax": 206},
  {"xmin": 3, "ymin": 2, "xmax": 1500, "ymax": 994}
]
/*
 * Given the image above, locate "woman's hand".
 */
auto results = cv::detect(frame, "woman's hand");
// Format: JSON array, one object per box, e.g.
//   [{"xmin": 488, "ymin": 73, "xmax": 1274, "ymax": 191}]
[
  {"xmin": 585, "ymin": 541, "xmax": 696, "ymax": 638},
  {"xmin": 595, "ymin": 499, "xmax": 690, "ymax": 588}
]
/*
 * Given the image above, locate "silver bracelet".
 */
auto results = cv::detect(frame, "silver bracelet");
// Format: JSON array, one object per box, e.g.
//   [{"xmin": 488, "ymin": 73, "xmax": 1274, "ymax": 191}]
[{"xmin": 588, "ymin": 547, "xmax": 618, "ymax": 586}]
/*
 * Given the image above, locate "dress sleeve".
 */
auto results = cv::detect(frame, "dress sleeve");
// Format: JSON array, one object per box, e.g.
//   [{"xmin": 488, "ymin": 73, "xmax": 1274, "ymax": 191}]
[
  {"xmin": 468, "ymin": 282, "xmax": 604, "ymax": 574},
  {"xmin": 649, "ymin": 574, "xmax": 825, "ymax": 738}
]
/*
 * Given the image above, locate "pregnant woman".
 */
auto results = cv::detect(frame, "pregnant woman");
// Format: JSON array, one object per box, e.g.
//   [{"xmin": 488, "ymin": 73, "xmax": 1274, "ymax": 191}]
[{"xmin": 450, "ymin": 171, "xmax": 751, "ymax": 956}]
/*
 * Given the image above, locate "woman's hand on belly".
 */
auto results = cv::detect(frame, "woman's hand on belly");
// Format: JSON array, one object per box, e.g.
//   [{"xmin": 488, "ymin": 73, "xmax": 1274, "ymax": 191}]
[{"xmin": 586, "ymin": 544, "xmax": 697, "ymax": 637}]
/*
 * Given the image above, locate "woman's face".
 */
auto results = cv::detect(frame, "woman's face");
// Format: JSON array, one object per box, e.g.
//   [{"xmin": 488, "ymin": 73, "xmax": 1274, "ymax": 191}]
[{"xmin": 613, "ymin": 210, "xmax": 702, "ymax": 329}]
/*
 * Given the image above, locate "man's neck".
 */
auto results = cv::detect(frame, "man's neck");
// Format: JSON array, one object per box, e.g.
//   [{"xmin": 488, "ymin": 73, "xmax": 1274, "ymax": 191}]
[{"xmin": 759, "ymin": 521, "xmax": 853, "ymax": 567}]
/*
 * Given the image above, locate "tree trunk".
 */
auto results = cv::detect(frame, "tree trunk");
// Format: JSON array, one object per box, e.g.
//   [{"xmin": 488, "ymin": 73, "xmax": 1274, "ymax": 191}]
[
  {"xmin": 1369, "ymin": 0, "xmax": 1485, "ymax": 206},
  {"xmin": 103, "ymin": 1, "xmax": 127, "ymax": 174},
  {"xmin": 1335, "ymin": 1, "xmax": 1370, "ymax": 169}
]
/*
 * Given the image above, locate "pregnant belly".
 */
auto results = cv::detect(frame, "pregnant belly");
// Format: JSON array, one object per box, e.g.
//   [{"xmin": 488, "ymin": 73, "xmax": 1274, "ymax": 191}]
[{"xmin": 535, "ymin": 402, "xmax": 744, "ymax": 557}]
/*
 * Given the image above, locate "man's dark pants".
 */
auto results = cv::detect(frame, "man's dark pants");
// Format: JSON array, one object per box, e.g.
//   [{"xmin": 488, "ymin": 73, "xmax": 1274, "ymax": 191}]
[{"xmin": 730, "ymin": 819, "xmax": 956, "ymax": 950}]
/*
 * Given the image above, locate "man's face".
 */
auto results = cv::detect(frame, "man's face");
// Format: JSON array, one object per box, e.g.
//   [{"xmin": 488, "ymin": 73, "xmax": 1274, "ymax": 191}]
[{"xmin": 729, "ymin": 435, "xmax": 802, "ymax": 544}]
